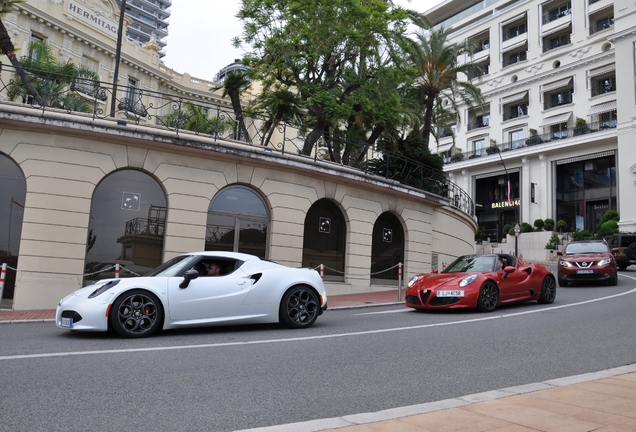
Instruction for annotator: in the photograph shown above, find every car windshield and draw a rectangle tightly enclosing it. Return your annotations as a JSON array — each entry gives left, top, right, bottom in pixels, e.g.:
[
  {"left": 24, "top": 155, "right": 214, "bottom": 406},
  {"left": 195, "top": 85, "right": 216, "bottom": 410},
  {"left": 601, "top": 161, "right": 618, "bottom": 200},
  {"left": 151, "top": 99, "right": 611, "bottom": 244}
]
[
  {"left": 144, "top": 255, "right": 195, "bottom": 277},
  {"left": 444, "top": 256, "right": 496, "bottom": 273},
  {"left": 564, "top": 242, "right": 609, "bottom": 254}
]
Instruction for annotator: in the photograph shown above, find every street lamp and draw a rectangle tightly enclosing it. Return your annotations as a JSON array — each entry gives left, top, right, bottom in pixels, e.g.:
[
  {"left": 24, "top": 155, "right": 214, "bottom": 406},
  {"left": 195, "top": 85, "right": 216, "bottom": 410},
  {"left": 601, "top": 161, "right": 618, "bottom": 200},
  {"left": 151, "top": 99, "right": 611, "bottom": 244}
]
[{"left": 110, "top": 0, "right": 127, "bottom": 117}]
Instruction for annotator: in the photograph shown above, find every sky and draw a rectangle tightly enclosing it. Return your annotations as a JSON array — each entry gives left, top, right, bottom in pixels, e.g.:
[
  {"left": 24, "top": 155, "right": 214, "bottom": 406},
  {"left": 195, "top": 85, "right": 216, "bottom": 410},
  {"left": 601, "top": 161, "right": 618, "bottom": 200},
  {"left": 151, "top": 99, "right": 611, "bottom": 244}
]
[{"left": 162, "top": 0, "right": 445, "bottom": 82}]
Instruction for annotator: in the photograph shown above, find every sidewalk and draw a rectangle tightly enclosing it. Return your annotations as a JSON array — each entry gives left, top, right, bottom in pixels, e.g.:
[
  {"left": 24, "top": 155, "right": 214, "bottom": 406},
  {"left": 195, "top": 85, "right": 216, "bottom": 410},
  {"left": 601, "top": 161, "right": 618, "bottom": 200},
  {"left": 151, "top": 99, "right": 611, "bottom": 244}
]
[
  {"left": 0, "top": 288, "right": 405, "bottom": 323},
  {"left": 3, "top": 290, "right": 636, "bottom": 432}
]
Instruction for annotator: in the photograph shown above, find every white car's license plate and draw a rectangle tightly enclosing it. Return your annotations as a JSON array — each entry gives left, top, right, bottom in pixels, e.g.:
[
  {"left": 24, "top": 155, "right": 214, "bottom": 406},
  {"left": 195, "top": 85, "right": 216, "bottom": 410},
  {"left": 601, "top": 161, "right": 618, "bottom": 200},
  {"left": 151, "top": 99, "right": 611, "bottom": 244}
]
[
  {"left": 576, "top": 270, "right": 594, "bottom": 274},
  {"left": 437, "top": 290, "right": 465, "bottom": 297},
  {"left": 61, "top": 317, "right": 73, "bottom": 328}
]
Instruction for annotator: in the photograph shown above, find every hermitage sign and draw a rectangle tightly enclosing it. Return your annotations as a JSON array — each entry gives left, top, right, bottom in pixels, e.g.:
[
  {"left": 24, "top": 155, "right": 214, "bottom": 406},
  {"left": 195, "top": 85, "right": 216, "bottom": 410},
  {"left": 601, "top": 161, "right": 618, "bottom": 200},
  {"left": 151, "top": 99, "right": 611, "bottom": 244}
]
[{"left": 67, "top": 0, "right": 119, "bottom": 38}]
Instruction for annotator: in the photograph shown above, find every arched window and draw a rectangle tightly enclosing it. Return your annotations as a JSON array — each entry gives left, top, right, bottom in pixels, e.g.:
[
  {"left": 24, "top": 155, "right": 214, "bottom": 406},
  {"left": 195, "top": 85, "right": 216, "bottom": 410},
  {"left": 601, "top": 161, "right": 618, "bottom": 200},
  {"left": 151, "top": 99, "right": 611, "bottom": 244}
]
[
  {"left": 371, "top": 212, "right": 404, "bottom": 281},
  {"left": 84, "top": 169, "right": 167, "bottom": 285},
  {"left": 206, "top": 185, "right": 269, "bottom": 258},
  {"left": 302, "top": 199, "right": 346, "bottom": 281},
  {"left": 0, "top": 154, "right": 26, "bottom": 304}
]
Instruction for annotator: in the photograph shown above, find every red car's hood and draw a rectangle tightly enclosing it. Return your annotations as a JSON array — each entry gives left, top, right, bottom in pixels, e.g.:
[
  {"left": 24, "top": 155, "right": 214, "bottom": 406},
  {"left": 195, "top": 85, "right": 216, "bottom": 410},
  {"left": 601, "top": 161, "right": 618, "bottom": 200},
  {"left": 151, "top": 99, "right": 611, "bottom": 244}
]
[
  {"left": 415, "top": 272, "right": 475, "bottom": 289},
  {"left": 561, "top": 253, "right": 608, "bottom": 260}
]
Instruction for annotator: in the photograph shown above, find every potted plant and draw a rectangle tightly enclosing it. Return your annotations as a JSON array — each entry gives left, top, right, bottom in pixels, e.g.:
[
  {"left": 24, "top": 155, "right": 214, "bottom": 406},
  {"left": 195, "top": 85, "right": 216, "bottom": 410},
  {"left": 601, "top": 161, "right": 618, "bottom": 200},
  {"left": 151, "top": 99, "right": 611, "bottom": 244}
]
[
  {"left": 574, "top": 117, "right": 589, "bottom": 136},
  {"left": 525, "top": 128, "right": 542, "bottom": 146},
  {"left": 451, "top": 149, "right": 464, "bottom": 162},
  {"left": 486, "top": 139, "right": 499, "bottom": 154}
]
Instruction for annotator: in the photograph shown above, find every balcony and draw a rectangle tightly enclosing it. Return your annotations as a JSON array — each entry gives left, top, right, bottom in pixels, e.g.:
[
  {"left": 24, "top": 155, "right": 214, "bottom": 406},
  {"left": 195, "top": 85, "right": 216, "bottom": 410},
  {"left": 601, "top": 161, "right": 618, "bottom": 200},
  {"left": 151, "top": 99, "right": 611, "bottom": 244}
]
[
  {"left": 543, "top": 92, "right": 573, "bottom": 110},
  {"left": 543, "top": 34, "right": 571, "bottom": 53},
  {"left": 591, "top": 78, "right": 616, "bottom": 97},
  {"left": 503, "top": 51, "right": 527, "bottom": 67},
  {"left": 503, "top": 104, "right": 528, "bottom": 121},
  {"left": 445, "top": 120, "right": 617, "bottom": 164},
  {"left": 467, "top": 117, "right": 490, "bottom": 131},
  {"left": 590, "top": 19, "right": 614, "bottom": 36}
]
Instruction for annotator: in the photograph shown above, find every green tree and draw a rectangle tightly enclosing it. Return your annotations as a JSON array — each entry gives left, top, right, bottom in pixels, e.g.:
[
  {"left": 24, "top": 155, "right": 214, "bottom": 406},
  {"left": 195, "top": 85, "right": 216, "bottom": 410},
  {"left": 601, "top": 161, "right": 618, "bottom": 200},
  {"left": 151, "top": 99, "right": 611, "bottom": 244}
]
[
  {"left": 7, "top": 40, "right": 98, "bottom": 112},
  {"left": 248, "top": 85, "right": 304, "bottom": 147},
  {"left": 406, "top": 26, "right": 484, "bottom": 148},
  {"left": 236, "top": 0, "right": 414, "bottom": 158},
  {"left": 162, "top": 101, "right": 235, "bottom": 136},
  {"left": 0, "top": 0, "right": 44, "bottom": 106},
  {"left": 214, "top": 70, "right": 252, "bottom": 143}
]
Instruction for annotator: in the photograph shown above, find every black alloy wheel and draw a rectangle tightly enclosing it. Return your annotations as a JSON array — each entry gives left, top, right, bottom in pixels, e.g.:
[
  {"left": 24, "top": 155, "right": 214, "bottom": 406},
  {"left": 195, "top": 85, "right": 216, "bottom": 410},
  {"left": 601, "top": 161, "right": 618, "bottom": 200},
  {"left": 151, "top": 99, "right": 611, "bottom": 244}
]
[
  {"left": 279, "top": 285, "right": 320, "bottom": 328},
  {"left": 477, "top": 281, "right": 499, "bottom": 312},
  {"left": 110, "top": 290, "right": 163, "bottom": 338},
  {"left": 538, "top": 275, "right": 556, "bottom": 304}
]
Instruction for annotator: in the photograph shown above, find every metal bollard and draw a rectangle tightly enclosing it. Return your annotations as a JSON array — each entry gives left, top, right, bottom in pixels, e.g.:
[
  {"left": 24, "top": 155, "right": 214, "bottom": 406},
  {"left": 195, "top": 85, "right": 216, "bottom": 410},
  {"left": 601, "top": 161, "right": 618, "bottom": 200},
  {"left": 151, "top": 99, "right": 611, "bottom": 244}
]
[
  {"left": 115, "top": 263, "right": 120, "bottom": 279},
  {"left": 0, "top": 263, "right": 6, "bottom": 307},
  {"left": 398, "top": 262, "right": 403, "bottom": 302},
  {"left": 319, "top": 264, "right": 324, "bottom": 280}
]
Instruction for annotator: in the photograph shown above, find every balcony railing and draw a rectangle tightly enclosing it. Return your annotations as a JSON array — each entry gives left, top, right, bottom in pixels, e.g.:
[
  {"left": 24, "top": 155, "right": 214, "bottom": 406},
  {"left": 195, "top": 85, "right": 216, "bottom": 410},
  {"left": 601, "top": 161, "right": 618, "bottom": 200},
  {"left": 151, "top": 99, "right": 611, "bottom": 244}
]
[
  {"left": 503, "top": 52, "right": 527, "bottom": 67},
  {"left": 502, "top": 27, "right": 527, "bottom": 42},
  {"left": 590, "top": 21, "right": 614, "bottom": 35},
  {"left": 591, "top": 79, "right": 616, "bottom": 96},
  {"left": 0, "top": 63, "right": 475, "bottom": 217},
  {"left": 467, "top": 118, "right": 490, "bottom": 131},
  {"left": 445, "top": 120, "right": 617, "bottom": 164},
  {"left": 543, "top": 92, "right": 573, "bottom": 109},
  {"left": 503, "top": 105, "right": 528, "bottom": 121},
  {"left": 543, "top": 35, "right": 571, "bottom": 53},
  {"left": 542, "top": 8, "right": 571, "bottom": 24}
]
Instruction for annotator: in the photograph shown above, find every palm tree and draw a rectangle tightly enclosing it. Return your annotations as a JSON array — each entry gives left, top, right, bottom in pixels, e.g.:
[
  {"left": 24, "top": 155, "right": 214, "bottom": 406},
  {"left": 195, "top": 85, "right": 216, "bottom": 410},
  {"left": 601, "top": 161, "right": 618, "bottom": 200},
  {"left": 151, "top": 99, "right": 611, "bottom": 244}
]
[
  {"left": 407, "top": 27, "right": 484, "bottom": 148},
  {"left": 0, "top": 0, "right": 44, "bottom": 105},
  {"left": 214, "top": 70, "right": 251, "bottom": 143},
  {"left": 7, "top": 40, "right": 99, "bottom": 112},
  {"left": 249, "top": 86, "right": 303, "bottom": 147},
  {"left": 162, "top": 100, "right": 235, "bottom": 136}
]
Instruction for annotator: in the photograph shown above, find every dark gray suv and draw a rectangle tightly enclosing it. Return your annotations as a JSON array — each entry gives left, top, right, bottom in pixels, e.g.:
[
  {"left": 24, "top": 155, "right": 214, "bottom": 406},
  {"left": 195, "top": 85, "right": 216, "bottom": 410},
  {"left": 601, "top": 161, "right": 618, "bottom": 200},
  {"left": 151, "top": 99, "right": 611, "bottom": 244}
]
[{"left": 604, "top": 234, "right": 636, "bottom": 270}]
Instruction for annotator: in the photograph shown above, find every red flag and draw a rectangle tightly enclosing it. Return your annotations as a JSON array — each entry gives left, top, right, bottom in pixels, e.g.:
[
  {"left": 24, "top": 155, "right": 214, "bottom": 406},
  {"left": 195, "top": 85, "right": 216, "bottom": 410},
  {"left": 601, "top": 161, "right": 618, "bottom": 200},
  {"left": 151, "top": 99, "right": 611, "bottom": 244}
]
[{"left": 507, "top": 180, "right": 513, "bottom": 205}]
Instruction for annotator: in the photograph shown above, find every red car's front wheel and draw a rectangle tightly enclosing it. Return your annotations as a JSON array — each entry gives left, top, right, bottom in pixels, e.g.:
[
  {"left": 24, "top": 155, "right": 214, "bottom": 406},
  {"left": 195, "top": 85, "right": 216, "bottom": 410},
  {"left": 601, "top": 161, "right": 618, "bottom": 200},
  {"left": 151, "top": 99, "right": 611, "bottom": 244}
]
[{"left": 477, "top": 281, "right": 499, "bottom": 312}]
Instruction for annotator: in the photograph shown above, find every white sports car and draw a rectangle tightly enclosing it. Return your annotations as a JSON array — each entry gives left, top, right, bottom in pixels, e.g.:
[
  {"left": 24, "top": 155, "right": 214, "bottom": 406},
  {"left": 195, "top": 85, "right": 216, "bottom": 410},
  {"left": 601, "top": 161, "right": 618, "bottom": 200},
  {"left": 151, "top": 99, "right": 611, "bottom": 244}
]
[{"left": 56, "top": 252, "right": 328, "bottom": 338}]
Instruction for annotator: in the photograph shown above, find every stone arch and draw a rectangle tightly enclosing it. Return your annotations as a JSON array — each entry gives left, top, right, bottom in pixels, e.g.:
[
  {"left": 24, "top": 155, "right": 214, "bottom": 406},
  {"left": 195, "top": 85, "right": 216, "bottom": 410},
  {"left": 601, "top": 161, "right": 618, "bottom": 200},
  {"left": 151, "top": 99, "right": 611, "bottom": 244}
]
[
  {"left": 371, "top": 212, "right": 405, "bottom": 281},
  {"left": 84, "top": 168, "right": 167, "bottom": 285},
  {"left": 302, "top": 198, "right": 347, "bottom": 281},
  {"left": 206, "top": 184, "right": 270, "bottom": 258},
  {"left": 0, "top": 153, "right": 26, "bottom": 304}
]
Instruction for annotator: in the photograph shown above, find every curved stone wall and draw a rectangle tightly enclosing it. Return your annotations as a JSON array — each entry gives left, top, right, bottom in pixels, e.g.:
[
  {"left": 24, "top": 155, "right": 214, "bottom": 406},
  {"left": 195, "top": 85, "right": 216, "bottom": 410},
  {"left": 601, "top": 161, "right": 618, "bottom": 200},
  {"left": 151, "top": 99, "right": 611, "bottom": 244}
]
[{"left": 0, "top": 106, "right": 476, "bottom": 309}]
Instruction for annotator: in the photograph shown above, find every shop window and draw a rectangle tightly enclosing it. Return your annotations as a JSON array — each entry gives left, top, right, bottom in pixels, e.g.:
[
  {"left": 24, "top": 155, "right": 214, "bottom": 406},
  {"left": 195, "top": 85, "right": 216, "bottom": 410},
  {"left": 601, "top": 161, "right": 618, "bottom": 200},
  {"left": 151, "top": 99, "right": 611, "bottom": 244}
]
[
  {"left": 371, "top": 212, "right": 404, "bottom": 281},
  {"left": 302, "top": 199, "right": 346, "bottom": 281}
]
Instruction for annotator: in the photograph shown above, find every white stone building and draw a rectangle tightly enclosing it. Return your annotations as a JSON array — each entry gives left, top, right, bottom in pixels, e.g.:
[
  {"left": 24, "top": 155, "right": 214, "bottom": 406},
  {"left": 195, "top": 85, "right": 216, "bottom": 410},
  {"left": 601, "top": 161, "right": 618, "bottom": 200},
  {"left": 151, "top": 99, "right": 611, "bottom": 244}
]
[{"left": 424, "top": 0, "right": 635, "bottom": 240}]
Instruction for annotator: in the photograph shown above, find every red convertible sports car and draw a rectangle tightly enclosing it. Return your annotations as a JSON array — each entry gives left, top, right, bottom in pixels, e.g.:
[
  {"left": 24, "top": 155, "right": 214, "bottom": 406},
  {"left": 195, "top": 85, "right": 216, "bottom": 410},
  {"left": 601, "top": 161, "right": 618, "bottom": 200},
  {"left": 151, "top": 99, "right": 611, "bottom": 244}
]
[{"left": 405, "top": 254, "right": 556, "bottom": 312}]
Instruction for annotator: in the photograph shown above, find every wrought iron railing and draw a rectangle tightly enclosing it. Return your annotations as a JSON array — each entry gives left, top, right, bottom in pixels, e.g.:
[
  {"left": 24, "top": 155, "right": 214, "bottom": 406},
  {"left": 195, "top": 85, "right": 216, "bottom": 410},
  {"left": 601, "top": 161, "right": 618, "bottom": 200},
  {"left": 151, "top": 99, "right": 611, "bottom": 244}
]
[
  {"left": 542, "top": 7, "right": 571, "bottom": 24},
  {"left": 590, "top": 21, "right": 614, "bottom": 35},
  {"left": 0, "top": 64, "right": 474, "bottom": 216}
]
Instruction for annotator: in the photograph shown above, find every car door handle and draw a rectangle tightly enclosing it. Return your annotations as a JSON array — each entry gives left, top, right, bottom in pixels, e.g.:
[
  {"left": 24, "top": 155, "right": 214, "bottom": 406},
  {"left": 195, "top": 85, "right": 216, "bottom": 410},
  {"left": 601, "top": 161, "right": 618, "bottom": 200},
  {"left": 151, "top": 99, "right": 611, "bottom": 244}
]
[{"left": 237, "top": 281, "right": 246, "bottom": 285}]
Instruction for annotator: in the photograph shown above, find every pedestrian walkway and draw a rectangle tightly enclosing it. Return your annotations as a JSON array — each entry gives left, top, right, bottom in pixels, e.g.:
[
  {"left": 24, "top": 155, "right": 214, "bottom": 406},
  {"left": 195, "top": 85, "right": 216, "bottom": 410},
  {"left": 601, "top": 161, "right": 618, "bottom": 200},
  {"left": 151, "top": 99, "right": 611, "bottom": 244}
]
[
  {"left": 0, "top": 288, "right": 404, "bottom": 323},
  {"left": 3, "top": 289, "right": 636, "bottom": 432}
]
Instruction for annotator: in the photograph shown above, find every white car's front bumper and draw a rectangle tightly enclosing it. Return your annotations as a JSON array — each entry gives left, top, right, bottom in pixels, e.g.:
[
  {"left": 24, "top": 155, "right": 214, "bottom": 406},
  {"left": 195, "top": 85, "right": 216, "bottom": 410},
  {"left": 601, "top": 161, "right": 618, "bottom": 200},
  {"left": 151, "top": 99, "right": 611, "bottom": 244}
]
[{"left": 55, "top": 291, "right": 115, "bottom": 332}]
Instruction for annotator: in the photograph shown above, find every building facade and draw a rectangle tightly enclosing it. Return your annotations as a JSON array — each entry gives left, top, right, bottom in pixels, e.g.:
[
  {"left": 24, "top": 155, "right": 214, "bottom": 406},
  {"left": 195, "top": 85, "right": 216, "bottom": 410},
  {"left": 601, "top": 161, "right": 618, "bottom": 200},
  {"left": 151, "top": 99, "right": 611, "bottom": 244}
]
[
  {"left": 116, "top": 0, "right": 170, "bottom": 57},
  {"left": 0, "top": 0, "right": 476, "bottom": 310},
  {"left": 424, "top": 0, "right": 636, "bottom": 241}
]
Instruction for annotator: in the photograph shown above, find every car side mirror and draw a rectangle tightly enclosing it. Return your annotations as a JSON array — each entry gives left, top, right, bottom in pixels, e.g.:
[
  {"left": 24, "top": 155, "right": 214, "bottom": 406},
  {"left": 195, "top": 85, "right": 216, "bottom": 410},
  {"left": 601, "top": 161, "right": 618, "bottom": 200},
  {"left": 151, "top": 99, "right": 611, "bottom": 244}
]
[
  {"left": 504, "top": 266, "right": 515, "bottom": 273},
  {"left": 556, "top": 250, "right": 563, "bottom": 256},
  {"left": 179, "top": 269, "right": 199, "bottom": 289}
]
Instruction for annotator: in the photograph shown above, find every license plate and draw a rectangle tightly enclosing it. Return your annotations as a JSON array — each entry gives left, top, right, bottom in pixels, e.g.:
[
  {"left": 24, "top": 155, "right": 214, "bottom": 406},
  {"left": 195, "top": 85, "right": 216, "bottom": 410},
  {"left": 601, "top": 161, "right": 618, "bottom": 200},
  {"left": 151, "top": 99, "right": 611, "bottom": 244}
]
[
  {"left": 576, "top": 270, "right": 594, "bottom": 274},
  {"left": 61, "top": 317, "right": 73, "bottom": 328},
  {"left": 437, "top": 290, "right": 465, "bottom": 297}
]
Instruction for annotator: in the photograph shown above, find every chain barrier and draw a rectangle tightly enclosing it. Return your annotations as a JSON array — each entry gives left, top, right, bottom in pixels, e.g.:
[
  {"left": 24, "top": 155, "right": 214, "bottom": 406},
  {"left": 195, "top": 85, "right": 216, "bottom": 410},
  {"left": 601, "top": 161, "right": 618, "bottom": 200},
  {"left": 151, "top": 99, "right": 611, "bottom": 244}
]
[
  {"left": 0, "top": 263, "right": 141, "bottom": 280},
  {"left": 315, "top": 262, "right": 402, "bottom": 278}
]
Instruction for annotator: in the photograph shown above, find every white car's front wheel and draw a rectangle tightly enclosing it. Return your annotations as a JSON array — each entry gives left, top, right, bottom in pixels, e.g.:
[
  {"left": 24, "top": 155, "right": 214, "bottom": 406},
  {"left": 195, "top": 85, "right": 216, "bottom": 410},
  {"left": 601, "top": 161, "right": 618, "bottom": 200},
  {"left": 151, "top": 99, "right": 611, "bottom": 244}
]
[
  {"left": 279, "top": 285, "right": 320, "bottom": 329},
  {"left": 110, "top": 290, "right": 163, "bottom": 338}
]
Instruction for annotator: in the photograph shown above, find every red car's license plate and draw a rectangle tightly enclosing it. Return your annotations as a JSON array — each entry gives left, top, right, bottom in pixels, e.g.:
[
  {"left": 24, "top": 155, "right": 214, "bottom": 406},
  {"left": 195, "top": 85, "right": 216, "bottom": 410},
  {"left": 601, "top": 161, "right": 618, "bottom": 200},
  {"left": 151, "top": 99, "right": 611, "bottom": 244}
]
[{"left": 576, "top": 269, "right": 594, "bottom": 274}]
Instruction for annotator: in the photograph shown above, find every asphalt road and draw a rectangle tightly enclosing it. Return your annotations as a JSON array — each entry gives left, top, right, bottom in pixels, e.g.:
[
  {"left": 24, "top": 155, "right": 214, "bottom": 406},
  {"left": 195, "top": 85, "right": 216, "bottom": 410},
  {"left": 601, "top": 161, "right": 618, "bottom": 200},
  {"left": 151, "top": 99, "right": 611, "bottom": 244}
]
[{"left": 2, "top": 267, "right": 636, "bottom": 431}]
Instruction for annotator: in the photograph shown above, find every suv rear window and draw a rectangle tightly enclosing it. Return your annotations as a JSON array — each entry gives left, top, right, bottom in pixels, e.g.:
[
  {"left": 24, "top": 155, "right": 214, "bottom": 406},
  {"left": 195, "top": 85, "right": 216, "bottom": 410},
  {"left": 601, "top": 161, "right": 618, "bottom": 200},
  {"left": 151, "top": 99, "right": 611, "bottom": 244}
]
[{"left": 620, "top": 236, "right": 636, "bottom": 247}]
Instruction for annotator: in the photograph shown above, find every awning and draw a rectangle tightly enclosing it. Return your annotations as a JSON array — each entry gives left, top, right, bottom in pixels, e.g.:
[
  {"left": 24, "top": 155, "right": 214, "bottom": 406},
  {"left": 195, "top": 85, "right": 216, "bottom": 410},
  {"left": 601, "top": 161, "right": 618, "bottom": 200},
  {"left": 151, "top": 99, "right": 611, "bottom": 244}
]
[
  {"left": 588, "top": 63, "right": 615, "bottom": 78},
  {"left": 501, "top": 39, "right": 527, "bottom": 54},
  {"left": 541, "top": 21, "right": 571, "bottom": 37},
  {"left": 435, "top": 141, "right": 454, "bottom": 153},
  {"left": 588, "top": 100, "right": 617, "bottom": 116},
  {"left": 500, "top": 11, "right": 527, "bottom": 27},
  {"left": 539, "top": 112, "right": 572, "bottom": 127},
  {"left": 541, "top": 77, "right": 572, "bottom": 93},
  {"left": 501, "top": 91, "right": 528, "bottom": 105}
]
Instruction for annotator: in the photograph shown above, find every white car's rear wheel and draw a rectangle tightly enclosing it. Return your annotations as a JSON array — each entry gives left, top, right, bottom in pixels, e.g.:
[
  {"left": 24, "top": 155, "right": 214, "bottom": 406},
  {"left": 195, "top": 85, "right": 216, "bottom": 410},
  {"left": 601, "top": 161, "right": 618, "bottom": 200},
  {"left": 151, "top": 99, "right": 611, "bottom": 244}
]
[
  {"left": 110, "top": 290, "right": 163, "bottom": 338},
  {"left": 279, "top": 285, "right": 319, "bottom": 328}
]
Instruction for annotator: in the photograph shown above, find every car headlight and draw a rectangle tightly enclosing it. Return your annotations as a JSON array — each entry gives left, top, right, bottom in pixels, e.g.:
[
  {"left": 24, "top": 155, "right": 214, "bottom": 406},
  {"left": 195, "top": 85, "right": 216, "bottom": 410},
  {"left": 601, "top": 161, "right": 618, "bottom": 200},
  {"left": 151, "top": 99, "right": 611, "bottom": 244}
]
[
  {"left": 559, "top": 260, "right": 573, "bottom": 267},
  {"left": 407, "top": 275, "right": 423, "bottom": 288},
  {"left": 459, "top": 274, "right": 478, "bottom": 287},
  {"left": 597, "top": 258, "right": 612, "bottom": 266},
  {"left": 88, "top": 280, "right": 121, "bottom": 299}
]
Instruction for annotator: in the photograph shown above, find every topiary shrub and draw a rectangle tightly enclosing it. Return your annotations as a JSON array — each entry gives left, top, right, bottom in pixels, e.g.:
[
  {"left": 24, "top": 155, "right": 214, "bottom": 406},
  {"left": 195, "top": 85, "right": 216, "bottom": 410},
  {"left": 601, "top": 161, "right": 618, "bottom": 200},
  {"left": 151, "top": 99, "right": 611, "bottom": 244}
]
[
  {"left": 557, "top": 219, "right": 568, "bottom": 232},
  {"left": 545, "top": 233, "right": 560, "bottom": 249},
  {"left": 597, "top": 220, "right": 619, "bottom": 237},
  {"left": 572, "top": 230, "right": 595, "bottom": 241},
  {"left": 521, "top": 222, "right": 534, "bottom": 233},
  {"left": 544, "top": 218, "right": 555, "bottom": 231},
  {"left": 533, "top": 219, "right": 545, "bottom": 231},
  {"left": 503, "top": 224, "right": 512, "bottom": 234}
]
